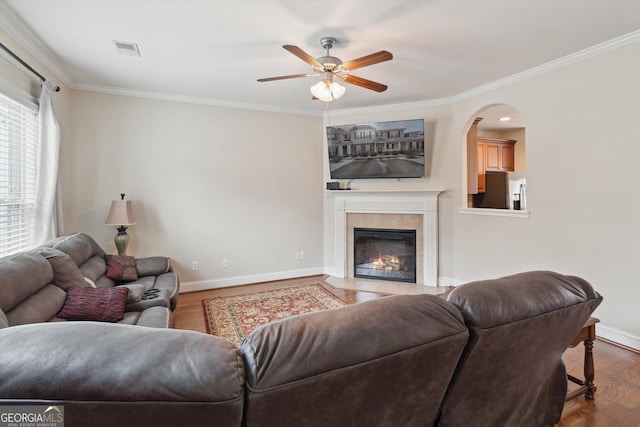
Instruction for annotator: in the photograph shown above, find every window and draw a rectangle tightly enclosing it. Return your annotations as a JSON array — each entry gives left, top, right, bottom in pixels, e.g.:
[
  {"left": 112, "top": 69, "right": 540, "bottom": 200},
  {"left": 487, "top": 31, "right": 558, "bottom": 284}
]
[{"left": 0, "top": 91, "right": 38, "bottom": 257}]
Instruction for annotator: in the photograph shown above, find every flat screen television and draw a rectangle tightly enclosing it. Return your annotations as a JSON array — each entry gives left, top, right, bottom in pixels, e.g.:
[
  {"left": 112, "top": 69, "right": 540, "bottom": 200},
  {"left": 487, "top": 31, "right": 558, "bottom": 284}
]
[{"left": 327, "top": 119, "right": 425, "bottom": 179}]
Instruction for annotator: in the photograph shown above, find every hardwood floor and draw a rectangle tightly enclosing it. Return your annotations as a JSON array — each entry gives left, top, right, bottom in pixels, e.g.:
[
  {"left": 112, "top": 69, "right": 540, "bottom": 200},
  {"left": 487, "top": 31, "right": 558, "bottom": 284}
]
[
  {"left": 173, "top": 275, "right": 640, "bottom": 426},
  {"left": 561, "top": 340, "right": 640, "bottom": 426}
]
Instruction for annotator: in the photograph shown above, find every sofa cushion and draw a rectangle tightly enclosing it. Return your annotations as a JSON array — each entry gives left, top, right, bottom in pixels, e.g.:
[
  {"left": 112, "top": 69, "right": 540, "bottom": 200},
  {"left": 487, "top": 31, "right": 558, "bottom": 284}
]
[
  {"left": 5, "top": 284, "right": 67, "bottom": 326},
  {"left": 135, "top": 305, "right": 174, "bottom": 328},
  {"left": 116, "top": 311, "right": 142, "bottom": 325},
  {"left": 57, "top": 287, "right": 129, "bottom": 322},
  {"left": 0, "top": 252, "right": 54, "bottom": 313},
  {"left": 121, "top": 283, "right": 147, "bottom": 303},
  {"left": 44, "top": 232, "right": 106, "bottom": 268},
  {"left": 36, "top": 248, "right": 90, "bottom": 290},
  {"left": 79, "top": 255, "right": 108, "bottom": 282},
  {"left": 136, "top": 256, "right": 171, "bottom": 277},
  {"left": 106, "top": 255, "right": 138, "bottom": 282}
]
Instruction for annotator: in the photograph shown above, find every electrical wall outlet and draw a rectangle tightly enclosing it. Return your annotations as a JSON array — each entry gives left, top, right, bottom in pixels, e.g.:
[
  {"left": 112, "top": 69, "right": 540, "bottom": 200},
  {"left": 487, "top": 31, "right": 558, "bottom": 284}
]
[
  {"left": 295, "top": 251, "right": 301, "bottom": 260},
  {"left": 192, "top": 261, "right": 199, "bottom": 271},
  {"left": 300, "top": 251, "right": 306, "bottom": 260},
  {"left": 222, "top": 258, "right": 229, "bottom": 268}
]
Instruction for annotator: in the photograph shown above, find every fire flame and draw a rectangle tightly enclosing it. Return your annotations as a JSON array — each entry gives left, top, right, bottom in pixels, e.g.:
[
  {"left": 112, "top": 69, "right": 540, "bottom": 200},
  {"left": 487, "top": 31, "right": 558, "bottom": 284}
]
[{"left": 371, "top": 253, "right": 401, "bottom": 271}]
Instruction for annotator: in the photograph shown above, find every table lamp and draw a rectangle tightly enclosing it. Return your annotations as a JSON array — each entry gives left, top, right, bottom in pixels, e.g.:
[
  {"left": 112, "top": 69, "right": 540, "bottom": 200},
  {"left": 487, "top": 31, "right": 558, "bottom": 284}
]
[{"left": 105, "top": 193, "right": 136, "bottom": 255}]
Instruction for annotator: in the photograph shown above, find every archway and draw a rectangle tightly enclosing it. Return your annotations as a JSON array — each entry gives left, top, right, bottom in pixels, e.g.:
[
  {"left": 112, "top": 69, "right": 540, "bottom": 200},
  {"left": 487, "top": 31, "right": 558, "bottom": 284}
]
[{"left": 465, "top": 104, "right": 526, "bottom": 210}]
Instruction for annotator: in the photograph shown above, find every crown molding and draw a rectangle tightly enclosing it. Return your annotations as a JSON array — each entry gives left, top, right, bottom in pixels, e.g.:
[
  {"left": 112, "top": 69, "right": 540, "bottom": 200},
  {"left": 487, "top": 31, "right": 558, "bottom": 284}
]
[
  {"left": 0, "top": 3, "right": 74, "bottom": 88},
  {"left": 450, "top": 29, "right": 640, "bottom": 103},
  {"left": 73, "top": 82, "right": 321, "bottom": 116},
  {"left": 326, "top": 97, "right": 452, "bottom": 117}
]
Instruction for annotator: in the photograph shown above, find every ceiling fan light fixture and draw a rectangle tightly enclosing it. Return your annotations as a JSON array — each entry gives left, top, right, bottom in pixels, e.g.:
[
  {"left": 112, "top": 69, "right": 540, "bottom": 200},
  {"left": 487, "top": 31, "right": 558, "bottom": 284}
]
[
  {"left": 310, "top": 79, "right": 345, "bottom": 102},
  {"left": 330, "top": 81, "right": 346, "bottom": 98},
  {"left": 259, "top": 37, "right": 391, "bottom": 101}
]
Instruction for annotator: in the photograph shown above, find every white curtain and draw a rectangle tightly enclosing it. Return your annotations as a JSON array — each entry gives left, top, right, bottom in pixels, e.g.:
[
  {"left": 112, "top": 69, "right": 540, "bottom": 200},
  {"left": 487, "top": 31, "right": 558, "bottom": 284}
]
[{"left": 31, "top": 80, "right": 60, "bottom": 245}]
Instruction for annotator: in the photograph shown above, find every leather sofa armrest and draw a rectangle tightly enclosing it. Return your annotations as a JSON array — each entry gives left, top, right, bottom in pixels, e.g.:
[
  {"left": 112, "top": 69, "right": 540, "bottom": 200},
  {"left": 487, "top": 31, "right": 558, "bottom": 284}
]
[
  {"left": 0, "top": 322, "right": 245, "bottom": 402},
  {"left": 125, "top": 289, "right": 171, "bottom": 312},
  {"left": 135, "top": 256, "right": 171, "bottom": 276}
]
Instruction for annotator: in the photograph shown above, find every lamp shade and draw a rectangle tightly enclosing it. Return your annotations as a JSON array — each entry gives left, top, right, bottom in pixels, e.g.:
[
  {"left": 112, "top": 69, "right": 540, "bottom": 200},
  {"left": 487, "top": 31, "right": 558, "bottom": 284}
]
[
  {"left": 310, "top": 79, "right": 345, "bottom": 102},
  {"left": 105, "top": 200, "right": 136, "bottom": 226}
]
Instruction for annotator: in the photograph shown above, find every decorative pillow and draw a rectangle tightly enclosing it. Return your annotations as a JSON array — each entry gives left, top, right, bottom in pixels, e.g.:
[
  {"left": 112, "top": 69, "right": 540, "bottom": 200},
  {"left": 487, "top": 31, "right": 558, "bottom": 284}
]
[
  {"left": 37, "top": 248, "right": 89, "bottom": 290},
  {"left": 105, "top": 255, "right": 138, "bottom": 282},
  {"left": 57, "top": 287, "right": 128, "bottom": 322}
]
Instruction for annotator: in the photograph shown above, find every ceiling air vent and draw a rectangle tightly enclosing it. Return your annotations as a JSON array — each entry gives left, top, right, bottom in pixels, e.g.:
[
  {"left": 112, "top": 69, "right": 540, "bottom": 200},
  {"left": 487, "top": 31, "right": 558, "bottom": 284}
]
[{"left": 113, "top": 40, "right": 141, "bottom": 57}]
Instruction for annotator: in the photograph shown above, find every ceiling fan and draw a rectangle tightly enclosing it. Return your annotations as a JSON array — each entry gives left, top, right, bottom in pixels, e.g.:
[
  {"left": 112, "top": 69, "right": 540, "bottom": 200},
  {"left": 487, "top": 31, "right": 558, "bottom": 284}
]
[{"left": 257, "top": 37, "right": 393, "bottom": 102}]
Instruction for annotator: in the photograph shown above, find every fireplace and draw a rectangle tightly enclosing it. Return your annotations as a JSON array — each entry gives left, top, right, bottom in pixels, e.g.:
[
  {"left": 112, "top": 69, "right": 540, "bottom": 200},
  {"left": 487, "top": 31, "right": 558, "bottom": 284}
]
[
  {"left": 330, "top": 189, "right": 443, "bottom": 286},
  {"left": 354, "top": 228, "right": 417, "bottom": 283}
]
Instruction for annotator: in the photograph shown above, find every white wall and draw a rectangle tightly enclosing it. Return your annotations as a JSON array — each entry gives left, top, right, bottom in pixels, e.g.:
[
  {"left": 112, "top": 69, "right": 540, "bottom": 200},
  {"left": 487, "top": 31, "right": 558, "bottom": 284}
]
[
  {"left": 323, "top": 40, "right": 640, "bottom": 349},
  {"left": 65, "top": 91, "right": 325, "bottom": 290}
]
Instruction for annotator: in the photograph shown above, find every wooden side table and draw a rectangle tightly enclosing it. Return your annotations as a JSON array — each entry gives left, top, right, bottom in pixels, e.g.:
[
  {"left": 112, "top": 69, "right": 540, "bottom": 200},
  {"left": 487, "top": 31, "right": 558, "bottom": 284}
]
[{"left": 565, "top": 316, "right": 599, "bottom": 401}]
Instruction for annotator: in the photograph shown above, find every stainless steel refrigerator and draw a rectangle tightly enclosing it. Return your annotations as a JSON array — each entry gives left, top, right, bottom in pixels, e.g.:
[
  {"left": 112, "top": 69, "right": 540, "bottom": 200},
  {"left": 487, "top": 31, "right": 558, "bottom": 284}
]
[{"left": 473, "top": 171, "right": 526, "bottom": 210}]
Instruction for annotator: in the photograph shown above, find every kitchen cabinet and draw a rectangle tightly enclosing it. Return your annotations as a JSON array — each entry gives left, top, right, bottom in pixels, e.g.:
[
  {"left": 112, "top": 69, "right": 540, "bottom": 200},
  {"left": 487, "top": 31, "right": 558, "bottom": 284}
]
[
  {"left": 477, "top": 140, "right": 486, "bottom": 193},
  {"left": 473, "top": 137, "right": 516, "bottom": 194},
  {"left": 481, "top": 138, "right": 515, "bottom": 172}
]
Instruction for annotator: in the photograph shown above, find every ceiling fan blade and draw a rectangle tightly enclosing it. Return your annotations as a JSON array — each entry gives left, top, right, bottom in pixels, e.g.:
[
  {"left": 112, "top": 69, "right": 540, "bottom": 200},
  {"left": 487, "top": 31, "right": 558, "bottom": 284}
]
[
  {"left": 342, "top": 51, "right": 393, "bottom": 71},
  {"left": 340, "top": 75, "right": 388, "bottom": 92},
  {"left": 257, "top": 74, "right": 313, "bottom": 82},
  {"left": 283, "top": 45, "right": 322, "bottom": 67}
]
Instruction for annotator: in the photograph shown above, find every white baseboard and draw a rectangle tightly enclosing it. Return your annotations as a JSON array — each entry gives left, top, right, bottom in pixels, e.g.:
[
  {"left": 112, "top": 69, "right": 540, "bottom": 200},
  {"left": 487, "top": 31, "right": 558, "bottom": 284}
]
[
  {"left": 596, "top": 324, "right": 640, "bottom": 352},
  {"left": 179, "top": 267, "right": 326, "bottom": 293},
  {"left": 323, "top": 266, "right": 336, "bottom": 277}
]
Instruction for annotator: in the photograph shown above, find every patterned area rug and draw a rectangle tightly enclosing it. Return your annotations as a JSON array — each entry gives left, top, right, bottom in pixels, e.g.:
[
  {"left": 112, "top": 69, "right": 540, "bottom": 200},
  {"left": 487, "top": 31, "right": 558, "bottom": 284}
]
[{"left": 202, "top": 283, "right": 346, "bottom": 346}]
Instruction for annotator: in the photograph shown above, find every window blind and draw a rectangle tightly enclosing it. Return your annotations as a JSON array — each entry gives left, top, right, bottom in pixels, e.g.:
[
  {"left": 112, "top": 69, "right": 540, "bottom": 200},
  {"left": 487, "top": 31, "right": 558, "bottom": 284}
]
[{"left": 0, "top": 91, "right": 38, "bottom": 257}]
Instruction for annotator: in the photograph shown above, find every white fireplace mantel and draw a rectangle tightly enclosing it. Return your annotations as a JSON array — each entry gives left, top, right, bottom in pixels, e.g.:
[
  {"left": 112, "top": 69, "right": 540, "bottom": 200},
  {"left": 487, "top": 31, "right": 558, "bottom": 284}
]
[{"left": 329, "top": 189, "right": 444, "bottom": 286}]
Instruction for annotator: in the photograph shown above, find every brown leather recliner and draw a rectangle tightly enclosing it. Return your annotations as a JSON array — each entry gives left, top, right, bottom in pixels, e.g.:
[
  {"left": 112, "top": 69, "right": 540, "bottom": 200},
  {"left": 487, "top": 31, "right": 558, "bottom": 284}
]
[
  {"left": 438, "top": 271, "right": 603, "bottom": 427},
  {"left": 240, "top": 294, "right": 469, "bottom": 427}
]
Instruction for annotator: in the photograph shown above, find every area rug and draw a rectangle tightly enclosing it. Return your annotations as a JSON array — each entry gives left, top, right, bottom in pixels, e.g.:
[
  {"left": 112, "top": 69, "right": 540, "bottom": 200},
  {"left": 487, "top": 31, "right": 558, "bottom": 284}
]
[{"left": 202, "top": 283, "right": 346, "bottom": 346}]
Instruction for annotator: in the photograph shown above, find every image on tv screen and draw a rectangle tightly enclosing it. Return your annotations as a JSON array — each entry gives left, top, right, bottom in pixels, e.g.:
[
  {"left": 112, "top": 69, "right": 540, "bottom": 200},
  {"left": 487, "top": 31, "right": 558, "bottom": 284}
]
[{"left": 327, "top": 119, "right": 425, "bottom": 179}]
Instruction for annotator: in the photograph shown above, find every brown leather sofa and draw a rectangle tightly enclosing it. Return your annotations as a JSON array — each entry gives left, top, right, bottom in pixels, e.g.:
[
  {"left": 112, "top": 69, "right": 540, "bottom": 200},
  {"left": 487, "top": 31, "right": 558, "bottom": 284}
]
[{"left": 0, "top": 271, "right": 601, "bottom": 427}]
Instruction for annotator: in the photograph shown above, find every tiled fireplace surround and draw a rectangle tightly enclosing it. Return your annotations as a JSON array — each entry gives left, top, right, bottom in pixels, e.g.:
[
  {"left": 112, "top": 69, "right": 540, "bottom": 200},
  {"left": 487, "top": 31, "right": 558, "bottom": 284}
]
[{"left": 329, "top": 190, "right": 443, "bottom": 288}]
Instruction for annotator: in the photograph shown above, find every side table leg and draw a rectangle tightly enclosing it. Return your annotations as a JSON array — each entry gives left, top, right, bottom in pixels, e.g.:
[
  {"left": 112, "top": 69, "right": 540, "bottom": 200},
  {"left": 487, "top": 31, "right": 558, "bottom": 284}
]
[{"left": 583, "top": 338, "right": 596, "bottom": 399}]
